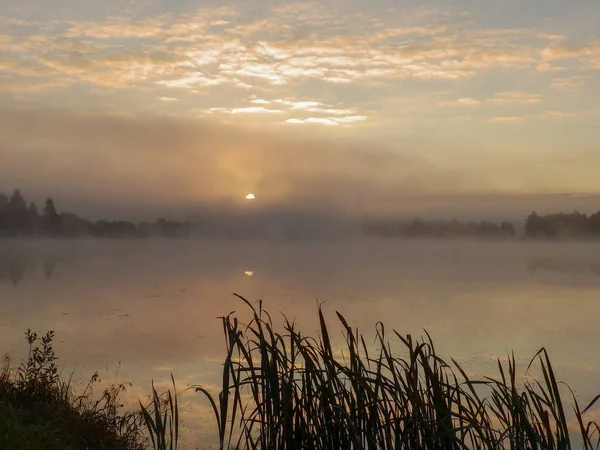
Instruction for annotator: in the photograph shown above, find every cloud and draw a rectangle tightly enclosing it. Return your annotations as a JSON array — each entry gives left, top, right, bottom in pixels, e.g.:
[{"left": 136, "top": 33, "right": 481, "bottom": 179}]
[
  {"left": 3, "top": 3, "right": 587, "bottom": 99},
  {"left": 230, "top": 107, "right": 284, "bottom": 114},
  {"left": 536, "top": 62, "right": 566, "bottom": 72},
  {"left": 286, "top": 117, "right": 341, "bottom": 126},
  {"left": 541, "top": 44, "right": 585, "bottom": 61},
  {"left": 439, "top": 97, "right": 482, "bottom": 107},
  {"left": 550, "top": 76, "right": 584, "bottom": 90},
  {"left": 490, "top": 92, "right": 542, "bottom": 104},
  {"left": 439, "top": 92, "right": 541, "bottom": 107},
  {"left": 488, "top": 116, "right": 523, "bottom": 123},
  {"left": 198, "top": 97, "right": 367, "bottom": 126},
  {"left": 554, "top": 109, "right": 600, "bottom": 118},
  {"left": 541, "top": 38, "right": 600, "bottom": 69},
  {"left": 274, "top": 99, "right": 359, "bottom": 116},
  {"left": 36, "top": 50, "right": 190, "bottom": 88},
  {"left": 485, "top": 109, "right": 600, "bottom": 123},
  {"left": 0, "top": 2, "right": 597, "bottom": 142},
  {"left": 0, "top": 74, "right": 71, "bottom": 92},
  {"left": 285, "top": 116, "right": 369, "bottom": 126}
]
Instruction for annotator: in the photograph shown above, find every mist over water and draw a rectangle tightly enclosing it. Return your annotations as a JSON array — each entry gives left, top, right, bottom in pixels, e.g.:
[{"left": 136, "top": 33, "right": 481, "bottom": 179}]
[{"left": 2, "top": 238, "right": 600, "bottom": 446}]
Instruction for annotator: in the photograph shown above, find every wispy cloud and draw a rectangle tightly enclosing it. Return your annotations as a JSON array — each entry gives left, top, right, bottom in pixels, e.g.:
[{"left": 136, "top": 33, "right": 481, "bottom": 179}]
[
  {"left": 487, "top": 109, "right": 600, "bottom": 123},
  {"left": 231, "top": 107, "right": 284, "bottom": 115},
  {"left": 488, "top": 116, "right": 523, "bottom": 123},
  {"left": 3, "top": 3, "right": 592, "bottom": 97},
  {"left": 0, "top": 0, "right": 597, "bottom": 143},
  {"left": 541, "top": 37, "right": 600, "bottom": 69},
  {"left": 198, "top": 96, "right": 366, "bottom": 125},
  {"left": 490, "top": 92, "right": 542, "bottom": 105},
  {"left": 286, "top": 116, "right": 367, "bottom": 127},
  {"left": 550, "top": 76, "right": 584, "bottom": 90},
  {"left": 439, "top": 97, "right": 482, "bottom": 107},
  {"left": 439, "top": 92, "right": 542, "bottom": 107}
]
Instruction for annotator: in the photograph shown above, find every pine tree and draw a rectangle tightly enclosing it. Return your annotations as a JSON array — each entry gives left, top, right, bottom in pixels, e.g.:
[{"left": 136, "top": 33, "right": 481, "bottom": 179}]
[
  {"left": 7, "top": 189, "right": 28, "bottom": 235},
  {"left": 42, "top": 197, "right": 61, "bottom": 236}
]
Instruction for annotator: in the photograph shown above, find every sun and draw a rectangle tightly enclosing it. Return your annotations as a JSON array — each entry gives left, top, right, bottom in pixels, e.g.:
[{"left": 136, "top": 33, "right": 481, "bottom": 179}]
[{"left": 245, "top": 193, "right": 256, "bottom": 200}]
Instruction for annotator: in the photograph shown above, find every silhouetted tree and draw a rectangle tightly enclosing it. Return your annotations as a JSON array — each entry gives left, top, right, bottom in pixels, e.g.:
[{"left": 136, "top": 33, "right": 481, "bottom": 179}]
[
  {"left": 90, "top": 220, "right": 110, "bottom": 238},
  {"left": 114, "top": 221, "right": 137, "bottom": 238},
  {"left": 500, "top": 221, "right": 516, "bottom": 237},
  {"left": 5, "top": 189, "right": 29, "bottom": 236},
  {"left": 42, "top": 198, "right": 61, "bottom": 236},
  {"left": 524, "top": 210, "right": 595, "bottom": 240},
  {"left": 589, "top": 211, "right": 600, "bottom": 237},
  {"left": 525, "top": 211, "right": 540, "bottom": 238},
  {"left": 0, "top": 192, "right": 9, "bottom": 235},
  {"left": 364, "top": 217, "right": 515, "bottom": 240},
  {"left": 90, "top": 220, "right": 138, "bottom": 238},
  {"left": 155, "top": 217, "right": 191, "bottom": 238},
  {"left": 9, "top": 189, "right": 26, "bottom": 211},
  {"left": 26, "top": 202, "right": 40, "bottom": 235},
  {"left": 0, "top": 188, "right": 201, "bottom": 239},
  {"left": 61, "top": 212, "right": 92, "bottom": 237}
]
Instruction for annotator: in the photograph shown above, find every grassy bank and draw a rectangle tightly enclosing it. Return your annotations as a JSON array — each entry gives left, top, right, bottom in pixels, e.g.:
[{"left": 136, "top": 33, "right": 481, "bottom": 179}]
[
  {"left": 0, "top": 330, "right": 144, "bottom": 450},
  {"left": 3, "top": 295, "right": 600, "bottom": 449}
]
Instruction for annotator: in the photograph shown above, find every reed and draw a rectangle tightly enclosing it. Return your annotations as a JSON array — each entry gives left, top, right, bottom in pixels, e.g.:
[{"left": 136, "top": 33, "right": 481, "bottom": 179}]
[
  {"left": 175, "top": 294, "right": 600, "bottom": 449},
  {"left": 140, "top": 374, "right": 179, "bottom": 450}
]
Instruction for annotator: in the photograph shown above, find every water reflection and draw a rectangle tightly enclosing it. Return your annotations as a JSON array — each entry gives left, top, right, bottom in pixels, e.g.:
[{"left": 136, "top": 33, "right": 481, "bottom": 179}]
[
  {"left": 2, "top": 240, "right": 600, "bottom": 446},
  {"left": 527, "top": 257, "right": 600, "bottom": 276},
  {"left": 5, "top": 240, "right": 600, "bottom": 286},
  {"left": 0, "top": 254, "right": 59, "bottom": 285}
]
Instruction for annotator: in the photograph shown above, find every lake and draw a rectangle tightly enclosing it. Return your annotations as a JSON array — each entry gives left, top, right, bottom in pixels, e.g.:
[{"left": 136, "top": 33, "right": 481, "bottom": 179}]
[{"left": 2, "top": 238, "right": 600, "bottom": 447}]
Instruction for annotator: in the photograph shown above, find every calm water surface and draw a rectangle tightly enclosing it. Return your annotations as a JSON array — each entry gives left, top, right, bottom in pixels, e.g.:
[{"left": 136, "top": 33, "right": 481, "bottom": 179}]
[{"left": 2, "top": 239, "right": 600, "bottom": 447}]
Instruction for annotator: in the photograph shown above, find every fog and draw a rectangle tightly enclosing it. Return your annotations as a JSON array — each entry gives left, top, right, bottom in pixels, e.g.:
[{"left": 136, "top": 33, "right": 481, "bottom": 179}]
[
  {"left": 4, "top": 238, "right": 600, "bottom": 373},
  {"left": 2, "top": 108, "right": 600, "bottom": 229}
]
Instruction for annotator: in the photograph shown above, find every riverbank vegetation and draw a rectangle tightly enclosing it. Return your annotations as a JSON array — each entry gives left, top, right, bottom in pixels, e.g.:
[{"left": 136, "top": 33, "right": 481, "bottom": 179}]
[
  {"left": 3, "top": 296, "right": 600, "bottom": 449},
  {"left": 0, "top": 330, "right": 144, "bottom": 450}
]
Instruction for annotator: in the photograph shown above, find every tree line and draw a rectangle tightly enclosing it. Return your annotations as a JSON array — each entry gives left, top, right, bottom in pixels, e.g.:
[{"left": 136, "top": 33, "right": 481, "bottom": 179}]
[
  {"left": 365, "top": 210, "right": 600, "bottom": 240},
  {"left": 0, "top": 189, "right": 190, "bottom": 238},
  {"left": 362, "top": 217, "right": 516, "bottom": 239},
  {"left": 524, "top": 211, "right": 600, "bottom": 240}
]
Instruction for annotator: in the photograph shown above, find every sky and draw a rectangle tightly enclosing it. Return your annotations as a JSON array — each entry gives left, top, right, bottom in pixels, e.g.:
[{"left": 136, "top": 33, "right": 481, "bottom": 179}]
[{"left": 0, "top": 0, "right": 599, "bottom": 220}]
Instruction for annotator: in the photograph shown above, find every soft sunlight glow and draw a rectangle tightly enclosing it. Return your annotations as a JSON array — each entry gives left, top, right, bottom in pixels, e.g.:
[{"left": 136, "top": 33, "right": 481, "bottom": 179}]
[
  {"left": 245, "top": 271, "right": 254, "bottom": 277},
  {"left": 246, "top": 193, "right": 256, "bottom": 200}
]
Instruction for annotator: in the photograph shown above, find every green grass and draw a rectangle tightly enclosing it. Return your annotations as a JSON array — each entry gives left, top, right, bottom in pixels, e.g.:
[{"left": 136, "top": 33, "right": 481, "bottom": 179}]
[{"left": 0, "top": 330, "right": 145, "bottom": 450}]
